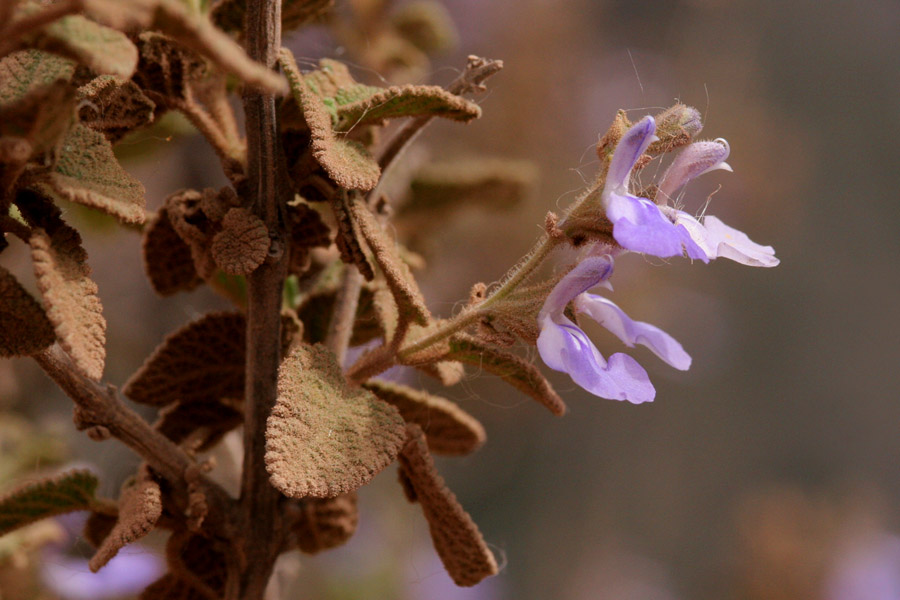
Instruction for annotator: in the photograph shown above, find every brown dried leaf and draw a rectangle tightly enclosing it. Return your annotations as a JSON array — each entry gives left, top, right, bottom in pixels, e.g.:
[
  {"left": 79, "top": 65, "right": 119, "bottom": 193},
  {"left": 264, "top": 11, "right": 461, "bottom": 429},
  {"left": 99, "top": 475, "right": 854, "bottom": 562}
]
[
  {"left": 279, "top": 49, "right": 380, "bottom": 191},
  {"left": 155, "top": 399, "right": 242, "bottom": 451},
  {"left": 77, "top": 75, "right": 156, "bottom": 143},
  {"left": 399, "top": 425, "right": 497, "bottom": 586},
  {"left": 20, "top": 9, "right": 139, "bottom": 78},
  {"left": 363, "top": 380, "right": 485, "bottom": 456},
  {"left": 447, "top": 334, "right": 566, "bottom": 416},
  {"left": 83, "top": 0, "right": 286, "bottom": 94},
  {"left": 266, "top": 343, "right": 407, "bottom": 498},
  {"left": 124, "top": 311, "right": 298, "bottom": 406},
  {"left": 124, "top": 311, "right": 246, "bottom": 406},
  {"left": 330, "top": 193, "right": 374, "bottom": 281},
  {"left": 29, "top": 124, "right": 146, "bottom": 224},
  {"left": 346, "top": 192, "right": 429, "bottom": 326},
  {"left": 210, "top": 207, "right": 269, "bottom": 276},
  {"left": 334, "top": 84, "right": 480, "bottom": 132},
  {"left": 29, "top": 224, "right": 106, "bottom": 381},
  {"left": 89, "top": 468, "right": 162, "bottom": 572},
  {"left": 293, "top": 492, "right": 359, "bottom": 554},
  {"left": 142, "top": 207, "right": 203, "bottom": 296},
  {"left": 133, "top": 32, "right": 206, "bottom": 108},
  {"left": 0, "top": 265, "right": 55, "bottom": 357},
  {"left": 287, "top": 202, "right": 331, "bottom": 276}
]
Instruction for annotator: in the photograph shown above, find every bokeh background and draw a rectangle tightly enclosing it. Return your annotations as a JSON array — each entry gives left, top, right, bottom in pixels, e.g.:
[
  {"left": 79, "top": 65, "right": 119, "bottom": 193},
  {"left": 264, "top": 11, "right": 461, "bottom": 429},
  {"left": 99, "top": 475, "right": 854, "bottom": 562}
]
[{"left": 2, "top": 0, "right": 899, "bottom": 599}]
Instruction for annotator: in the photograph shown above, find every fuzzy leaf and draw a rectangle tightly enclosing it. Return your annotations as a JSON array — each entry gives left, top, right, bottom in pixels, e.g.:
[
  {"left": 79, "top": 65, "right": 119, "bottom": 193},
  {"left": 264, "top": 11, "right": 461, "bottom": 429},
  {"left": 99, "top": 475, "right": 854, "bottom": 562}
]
[
  {"left": 124, "top": 311, "right": 246, "bottom": 406},
  {"left": 266, "top": 343, "right": 407, "bottom": 498},
  {"left": 293, "top": 492, "right": 359, "bottom": 554},
  {"left": 29, "top": 224, "right": 106, "bottom": 381},
  {"left": 0, "top": 50, "right": 74, "bottom": 106},
  {"left": 0, "top": 80, "right": 76, "bottom": 156},
  {"left": 447, "top": 334, "right": 566, "bottom": 416},
  {"left": 210, "top": 208, "right": 270, "bottom": 276},
  {"left": 142, "top": 207, "right": 203, "bottom": 296},
  {"left": 286, "top": 201, "right": 331, "bottom": 276},
  {"left": 398, "top": 425, "right": 497, "bottom": 586},
  {"left": 330, "top": 191, "right": 374, "bottom": 279},
  {"left": 0, "top": 265, "right": 56, "bottom": 357},
  {"left": 30, "top": 124, "right": 146, "bottom": 224},
  {"left": 22, "top": 10, "right": 139, "bottom": 78},
  {"left": 346, "top": 192, "right": 430, "bottom": 326},
  {"left": 403, "top": 158, "right": 537, "bottom": 214},
  {"left": 0, "top": 469, "right": 99, "bottom": 536},
  {"left": 77, "top": 76, "right": 156, "bottom": 143},
  {"left": 364, "top": 380, "right": 485, "bottom": 455},
  {"left": 155, "top": 400, "right": 243, "bottom": 451},
  {"left": 140, "top": 574, "right": 205, "bottom": 600},
  {"left": 279, "top": 49, "right": 380, "bottom": 191},
  {"left": 89, "top": 469, "right": 162, "bottom": 572},
  {"left": 334, "top": 84, "right": 480, "bottom": 132},
  {"left": 418, "top": 359, "right": 465, "bottom": 386},
  {"left": 0, "top": 50, "right": 76, "bottom": 156},
  {"left": 83, "top": 0, "right": 286, "bottom": 94}
]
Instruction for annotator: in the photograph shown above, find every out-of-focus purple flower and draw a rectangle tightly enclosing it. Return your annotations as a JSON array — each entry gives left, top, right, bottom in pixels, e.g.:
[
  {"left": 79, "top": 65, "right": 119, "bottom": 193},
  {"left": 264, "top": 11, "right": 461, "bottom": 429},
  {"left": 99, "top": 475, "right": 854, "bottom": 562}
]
[
  {"left": 40, "top": 512, "right": 164, "bottom": 600},
  {"left": 825, "top": 533, "right": 900, "bottom": 600},
  {"left": 602, "top": 116, "right": 706, "bottom": 260},
  {"left": 658, "top": 139, "right": 779, "bottom": 267},
  {"left": 536, "top": 255, "right": 689, "bottom": 403}
]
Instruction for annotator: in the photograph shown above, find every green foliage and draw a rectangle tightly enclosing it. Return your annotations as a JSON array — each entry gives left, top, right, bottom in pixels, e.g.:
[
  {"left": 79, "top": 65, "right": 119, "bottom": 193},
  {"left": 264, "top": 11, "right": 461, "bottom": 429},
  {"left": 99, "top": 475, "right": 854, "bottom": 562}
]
[
  {"left": 0, "top": 470, "right": 100, "bottom": 537},
  {"left": 30, "top": 124, "right": 146, "bottom": 224}
]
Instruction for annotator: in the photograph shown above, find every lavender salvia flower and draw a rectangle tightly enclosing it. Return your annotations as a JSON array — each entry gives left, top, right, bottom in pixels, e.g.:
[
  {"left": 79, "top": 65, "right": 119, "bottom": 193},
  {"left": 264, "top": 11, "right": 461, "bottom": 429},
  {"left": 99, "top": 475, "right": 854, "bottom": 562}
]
[
  {"left": 602, "top": 116, "right": 707, "bottom": 260},
  {"left": 657, "top": 139, "right": 779, "bottom": 267},
  {"left": 536, "top": 255, "right": 690, "bottom": 403}
]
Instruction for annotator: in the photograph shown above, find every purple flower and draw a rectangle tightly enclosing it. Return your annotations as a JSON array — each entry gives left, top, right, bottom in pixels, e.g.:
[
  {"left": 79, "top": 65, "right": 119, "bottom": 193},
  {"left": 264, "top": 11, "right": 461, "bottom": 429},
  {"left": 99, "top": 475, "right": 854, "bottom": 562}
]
[
  {"left": 536, "top": 256, "right": 690, "bottom": 403},
  {"left": 602, "top": 116, "right": 706, "bottom": 260},
  {"left": 658, "top": 139, "right": 779, "bottom": 267}
]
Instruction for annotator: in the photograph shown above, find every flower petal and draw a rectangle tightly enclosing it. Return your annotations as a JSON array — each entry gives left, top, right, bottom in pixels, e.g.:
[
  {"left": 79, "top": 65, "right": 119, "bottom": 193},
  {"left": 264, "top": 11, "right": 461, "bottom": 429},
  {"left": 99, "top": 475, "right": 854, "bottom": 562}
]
[
  {"left": 702, "top": 215, "right": 779, "bottom": 267},
  {"left": 658, "top": 139, "right": 732, "bottom": 201},
  {"left": 575, "top": 294, "right": 691, "bottom": 370},
  {"left": 606, "top": 192, "right": 707, "bottom": 260},
  {"left": 41, "top": 545, "right": 164, "bottom": 600},
  {"left": 606, "top": 116, "right": 657, "bottom": 191},
  {"left": 539, "top": 255, "right": 614, "bottom": 321},
  {"left": 537, "top": 315, "right": 655, "bottom": 403}
]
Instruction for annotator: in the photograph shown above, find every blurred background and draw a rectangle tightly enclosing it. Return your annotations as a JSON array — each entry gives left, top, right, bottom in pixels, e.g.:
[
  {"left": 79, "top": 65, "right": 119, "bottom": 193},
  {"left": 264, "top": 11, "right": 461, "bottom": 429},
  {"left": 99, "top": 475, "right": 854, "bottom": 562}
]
[{"left": 2, "top": 0, "right": 899, "bottom": 598}]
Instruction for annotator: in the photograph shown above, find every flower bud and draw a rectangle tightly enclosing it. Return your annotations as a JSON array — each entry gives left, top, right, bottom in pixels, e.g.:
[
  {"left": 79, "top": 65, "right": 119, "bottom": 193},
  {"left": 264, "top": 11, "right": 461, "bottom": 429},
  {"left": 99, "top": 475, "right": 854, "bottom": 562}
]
[{"left": 648, "top": 104, "right": 704, "bottom": 153}]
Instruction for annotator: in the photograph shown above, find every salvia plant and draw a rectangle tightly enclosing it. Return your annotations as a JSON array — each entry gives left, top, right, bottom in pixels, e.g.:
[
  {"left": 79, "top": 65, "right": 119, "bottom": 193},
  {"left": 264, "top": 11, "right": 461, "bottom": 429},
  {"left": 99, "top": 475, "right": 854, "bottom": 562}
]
[{"left": 0, "top": 0, "right": 778, "bottom": 597}]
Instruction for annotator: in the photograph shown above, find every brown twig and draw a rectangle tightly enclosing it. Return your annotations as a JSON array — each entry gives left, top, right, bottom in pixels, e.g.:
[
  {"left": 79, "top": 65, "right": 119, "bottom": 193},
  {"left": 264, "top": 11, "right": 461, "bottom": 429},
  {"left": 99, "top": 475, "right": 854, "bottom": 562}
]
[
  {"left": 324, "top": 263, "right": 363, "bottom": 364},
  {"left": 174, "top": 89, "right": 246, "bottom": 181},
  {"left": 32, "top": 345, "right": 236, "bottom": 539},
  {"left": 375, "top": 56, "right": 503, "bottom": 174},
  {"left": 235, "top": 0, "right": 291, "bottom": 597}
]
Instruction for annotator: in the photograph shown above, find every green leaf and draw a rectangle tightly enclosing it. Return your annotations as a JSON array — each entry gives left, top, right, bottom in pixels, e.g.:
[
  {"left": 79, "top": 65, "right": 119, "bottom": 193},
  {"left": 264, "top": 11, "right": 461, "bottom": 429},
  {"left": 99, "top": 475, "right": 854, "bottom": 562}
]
[
  {"left": 446, "top": 334, "right": 567, "bottom": 416},
  {"left": 23, "top": 11, "right": 139, "bottom": 78},
  {"left": 334, "top": 84, "right": 481, "bottom": 132},
  {"left": 266, "top": 344, "right": 407, "bottom": 498},
  {"left": 0, "top": 50, "right": 74, "bottom": 107},
  {"left": 29, "top": 124, "right": 146, "bottom": 224},
  {"left": 279, "top": 49, "right": 381, "bottom": 191},
  {"left": 0, "top": 470, "right": 99, "bottom": 537}
]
